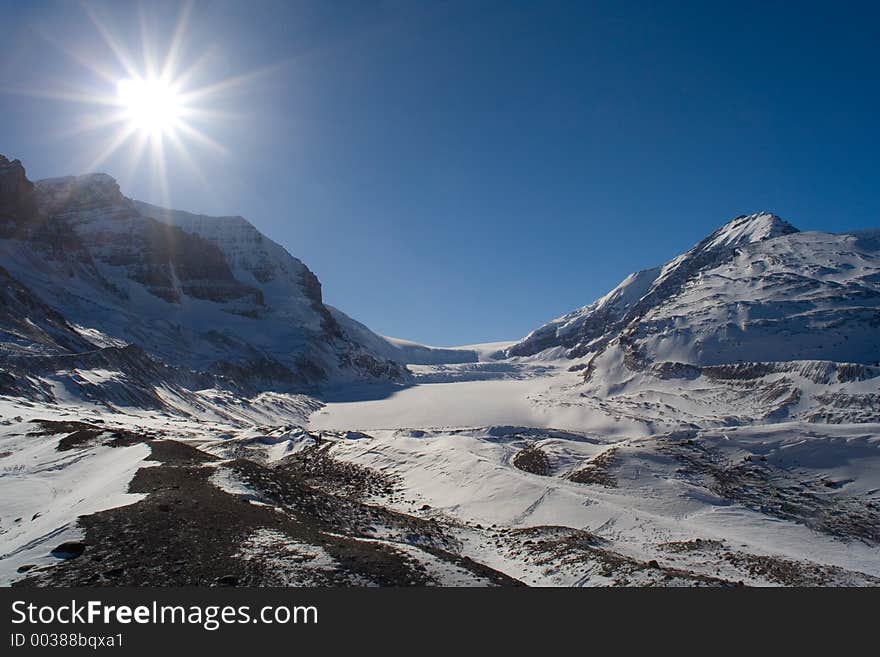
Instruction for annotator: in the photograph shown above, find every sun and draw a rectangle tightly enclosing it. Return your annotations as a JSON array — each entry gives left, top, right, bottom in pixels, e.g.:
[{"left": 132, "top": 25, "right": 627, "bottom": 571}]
[
  {"left": 116, "top": 77, "right": 182, "bottom": 136},
  {"left": 13, "top": 2, "right": 275, "bottom": 205}
]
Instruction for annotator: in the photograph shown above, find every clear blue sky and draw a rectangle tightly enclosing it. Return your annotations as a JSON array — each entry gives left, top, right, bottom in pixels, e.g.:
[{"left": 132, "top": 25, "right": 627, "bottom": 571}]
[{"left": 1, "top": 1, "right": 877, "bottom": 345}]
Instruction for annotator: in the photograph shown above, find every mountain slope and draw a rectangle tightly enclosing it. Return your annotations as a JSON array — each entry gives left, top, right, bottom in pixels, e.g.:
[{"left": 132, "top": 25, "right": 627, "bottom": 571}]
[{"left": 327, "top": 306, "right": 479, "bottom": 365}]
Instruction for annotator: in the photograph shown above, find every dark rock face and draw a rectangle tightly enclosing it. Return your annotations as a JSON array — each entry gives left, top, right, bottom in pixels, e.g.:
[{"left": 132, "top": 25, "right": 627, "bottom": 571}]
[
  {"left": 0, "top": 157, "right": 82, "bottom": 256},
  {"left": 211, "top": 355, "right": 306, "bottom": 387},
  {"left": 38, "top": 173, "right": 126, "bottom": 215},
  {"left": 651, "top": 361, "right": 702, "bottom": 380},
  {"left": 0, "top": 155, "right": 38, "bottom": 226},
  {"left": 339, "top": 351, "right": 405, "bottom": 381},
  {"left": 567, "top": 448, "right": 618, "bottom": 488},
  {"left": 37, "top": 174, "right": 264, "bottom": 305},
  {"left": 130, "top": 219, "right": 263, "bottom": 304},
  {"left": 300, "top": 265, "right": 343, "bottom": 338}
]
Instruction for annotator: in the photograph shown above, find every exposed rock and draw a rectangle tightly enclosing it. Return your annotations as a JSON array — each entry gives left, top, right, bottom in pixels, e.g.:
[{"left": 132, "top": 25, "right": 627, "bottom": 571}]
[
  {"left": 512, "top": 444, "right": 552, "bottom": 476},
  {"left": 50, "top": 542, "right": 86, "bottom": 559}
]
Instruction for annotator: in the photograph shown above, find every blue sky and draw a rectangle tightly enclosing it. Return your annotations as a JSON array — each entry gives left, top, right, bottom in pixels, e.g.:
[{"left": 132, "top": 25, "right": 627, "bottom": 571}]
[{"left": 1, "top": 1, "right": 877, "bottom": 345}]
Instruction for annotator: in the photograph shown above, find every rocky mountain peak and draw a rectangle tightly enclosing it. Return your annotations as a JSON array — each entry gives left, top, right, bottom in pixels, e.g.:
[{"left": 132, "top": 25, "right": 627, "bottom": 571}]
[
  {"left": 36, "top": 173, "right": 127, "bottom": 216},
  {"left": 0, "top": 154, "right": 38, "bottom": 223},
  {"left": 700, "top": 212, "right": 798, "bottom": 252}
]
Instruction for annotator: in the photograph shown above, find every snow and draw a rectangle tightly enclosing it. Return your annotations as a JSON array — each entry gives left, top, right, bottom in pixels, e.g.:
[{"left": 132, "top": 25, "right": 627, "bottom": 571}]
[
  {"left": 310, "top": 361, "right": 644, "bottom": 434},
  {"left": 203, "top": 424, "right": 318, "bottom": 462},
  {"left": 0, "top": 413, "right": 153, "bottom": 584},
  {"left": 209, "top": 466, "right": 269, "bottom": 503},
  {"left": 313, "top": 377, "right": 554, "bottom": 431},
  {"left": 321, "top": 421, "right": 880, "bottom": 583},
  {"left": 703, "top": 212, "right": 797, "bottom": 250},
  {"left": 451, "top": 341, "right": 516, "bottom": 361},
  {"left": 234, "top": 529, "right": 353, "bottom": 586}
]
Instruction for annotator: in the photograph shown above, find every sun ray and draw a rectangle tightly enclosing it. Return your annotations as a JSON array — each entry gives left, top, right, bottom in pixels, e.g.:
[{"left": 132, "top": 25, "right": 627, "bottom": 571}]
[
  {"left": 54, "top": 110, "right": 130, "bottom": 139},
  {"left": 138, "top": 3, "right": 159, "bottom": 81},
  {"left": 176, "top": 60, "right": 290, "bottom": 104},
  {"left": 121, "top": 130, "right": 150, "bottom": 185},
  {"left": 84, "top": 122, "right": 138, "bottom": 172},
  {"left": 165, "top": 47, "right": 217, "bottom": 91},
  {"left": 165, "top": 128, "right": 211, "bottom": 189},
  {"left": 176, "top": 106, "right": 244, "bottom": 122},
  {"left": 0, "top": 83, "right": 118, "bottom": 107},
  {"left": 161, "top": 0, "right": 194, "bottom": 83},
  {"left": 170, "top": 120, "right": 228, "bottom": 156},
  {"left": 80, "top": 1, "right": 141, "bottom": 81},
  {"left": 33, "top": 25, "right": 121, "bottom": 85},
  {"left": 149, "top": 132, "right": 171, "bottom": 208}
]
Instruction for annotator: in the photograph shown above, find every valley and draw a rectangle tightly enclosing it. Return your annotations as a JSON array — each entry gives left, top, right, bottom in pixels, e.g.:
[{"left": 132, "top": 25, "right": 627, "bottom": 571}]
[{"left": 2, "top": 154, "right": 879, "bottom": 587}]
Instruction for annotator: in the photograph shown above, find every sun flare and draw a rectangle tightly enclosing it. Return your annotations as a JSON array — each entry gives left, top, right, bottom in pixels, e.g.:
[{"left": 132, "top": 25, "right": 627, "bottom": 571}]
[
  {"left": 8, "top": 1, "right": 270, "bottom": 205},
  {"left": 116, "top": 77, "right": 182, "bottom": 136}
]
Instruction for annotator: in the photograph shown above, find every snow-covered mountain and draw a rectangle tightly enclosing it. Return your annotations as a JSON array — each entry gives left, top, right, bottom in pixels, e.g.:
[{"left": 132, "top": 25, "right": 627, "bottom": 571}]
[
  {"left": 0, "top": 154, "right": 447, "bottom": 396},
  {"left": 508, "top": 213, "right": 880, "bottom": 370}
]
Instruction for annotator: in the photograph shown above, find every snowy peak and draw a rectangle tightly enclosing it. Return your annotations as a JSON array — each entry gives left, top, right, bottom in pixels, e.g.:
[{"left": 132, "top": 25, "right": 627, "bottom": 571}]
[
  {"left": 508, "top": 213, "right": 799, "bottom": 359},
  {"left": 649, "top": 213, "right": 799, "bottom": 294},
  {"left": 700, "top": 212, "right": 798, "bottom": 251}
]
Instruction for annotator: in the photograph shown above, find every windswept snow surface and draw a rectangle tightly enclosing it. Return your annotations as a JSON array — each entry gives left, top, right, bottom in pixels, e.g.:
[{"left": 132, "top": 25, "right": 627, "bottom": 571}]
[{"left": 0, "top": 411, "right": 153, "bottom": 584}]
